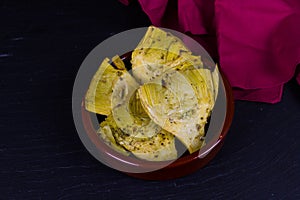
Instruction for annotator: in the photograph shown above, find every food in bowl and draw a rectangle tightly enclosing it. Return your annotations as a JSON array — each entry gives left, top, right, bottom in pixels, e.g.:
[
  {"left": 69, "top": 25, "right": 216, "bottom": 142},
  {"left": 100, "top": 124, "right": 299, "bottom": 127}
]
[{"left": 84, "top": 26, "right": 219, "bottom": 162}]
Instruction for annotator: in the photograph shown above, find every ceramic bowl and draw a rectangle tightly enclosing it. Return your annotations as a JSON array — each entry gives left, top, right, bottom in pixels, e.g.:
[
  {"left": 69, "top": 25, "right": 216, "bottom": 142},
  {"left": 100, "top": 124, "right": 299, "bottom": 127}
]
[{"left": 81, "top": 52, "right": 234, "bottom": 180}]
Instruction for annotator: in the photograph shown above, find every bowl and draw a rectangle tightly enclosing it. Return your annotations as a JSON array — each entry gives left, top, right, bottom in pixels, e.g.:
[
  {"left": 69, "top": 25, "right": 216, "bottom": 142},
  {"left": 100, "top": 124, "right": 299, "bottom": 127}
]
[{"left": 80, "top": 52, "right": 234, "bottom": 180}]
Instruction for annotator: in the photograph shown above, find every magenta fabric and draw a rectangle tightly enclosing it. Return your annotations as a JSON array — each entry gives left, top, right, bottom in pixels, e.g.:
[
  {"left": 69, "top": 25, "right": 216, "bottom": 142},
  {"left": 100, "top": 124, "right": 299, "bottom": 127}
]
[
  {"left": 138, "top": 0, "right": 169, "bottom": 26},
  {"left": 121, "top": 0, "right": 300, "bottom": 103},
  {"left": 297, "top": 67, "right": 300, "bottom": 84},
  {"left": 214, "top": 0, "right": 300, "bottom": 103}
]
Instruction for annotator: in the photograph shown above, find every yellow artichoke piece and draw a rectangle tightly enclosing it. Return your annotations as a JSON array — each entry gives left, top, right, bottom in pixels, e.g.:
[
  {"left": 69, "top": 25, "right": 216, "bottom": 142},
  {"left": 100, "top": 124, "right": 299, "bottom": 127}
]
[
  {"left": 111, "top": 70, "right": 162, "bottom": 139},
  {"left": 180, "top": 69, "right": 215, "bottom": 137},
  {"left": 112, "top": 55, "right": 126, "bottom": 70},
  {"left": 178, "top": 62, "right": 219, "bottom": 108},
  {"left": 85, "top": 57, "right": 126, "bottom": 115},
  {"left": 131, "top": 26, "right": 203, "bottom": 84},
  {"left": 211, "top": 64, "right": 220, "bottom": 102},
  {"left": 134, "top": 25, "right": 187, "bottom": 54},
  {"left": 98, "top": 120, "right": 129, "bottom": 156},
  {"left": 119, "top": 130, "right": 177, "bottom": 162},
  {"left": 138, "top": 70, "right": 206, "bottom": 153},
  {"left": 104, "top": 115, "right": 177, "bottom": 161},
  {"left": 182, "top": 69, "right": 213, "bottom": 105}
]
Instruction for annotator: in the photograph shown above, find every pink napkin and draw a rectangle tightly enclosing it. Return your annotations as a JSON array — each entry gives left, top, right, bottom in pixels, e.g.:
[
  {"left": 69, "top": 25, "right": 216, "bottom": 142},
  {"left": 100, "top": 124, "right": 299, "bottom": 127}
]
[
  {"left": 121, "top": 0, "right": 300, "bottom": 103},
  {"left": 214, "top": 0, "right": 300, "bottom": 103}
]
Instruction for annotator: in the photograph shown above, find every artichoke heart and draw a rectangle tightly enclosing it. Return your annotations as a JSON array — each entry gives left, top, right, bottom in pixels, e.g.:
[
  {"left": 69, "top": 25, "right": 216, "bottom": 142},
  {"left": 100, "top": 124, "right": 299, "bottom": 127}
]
[
  {"left": 98, "top": 119, "right": 129, "bottom": 156},
  {"left": 85, "top": 57, "right": 126, "bottom": 115},
  {"left": 102, "top": 115, "right": 177, "bottom": 161},
  {"left": 138, "top": 69, "right": 206, "bottom": 153},
  {"left": 112, "top": 55, "right": 126, "bottom": 70},
  {"left": 211, "top": 64, "right": 220, "bottom": 102},
  {"left": 111, "top": 70, "right": 162, "bottom": 139},
  {"left": 131, "top": 26, "right": 203, "bottom": 84},
  {"left": 176, "top": 55, "right": 219, "bottom": 106}
]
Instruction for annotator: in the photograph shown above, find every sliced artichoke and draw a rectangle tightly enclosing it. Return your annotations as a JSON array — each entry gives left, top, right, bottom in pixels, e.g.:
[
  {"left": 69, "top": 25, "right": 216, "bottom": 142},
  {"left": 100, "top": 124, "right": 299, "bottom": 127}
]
[
  {"left": 211, "top": 64, "right": 220, "bottom": 102},
  {"left": 98, "top": 119, "right": 129, "bottom": 156},
  {"left": 131, "top": 26, "right": 203, "bottom": 84},
  {"left": 111, "top": 70, "right": 162, "bottom": 139},
  {"left": 132, "top": 25, "right": 187, "bottom": 62},
  {"left": 179, "top": 69, "right": 215, "bottom": 139},
  {"left": 103, "top": 115, "right": 177, "bottom": 161},
  {"left": 85, "top": 57, "right": 126, "bottom": 115},
  {"left": 112, "top": 55, "right": 126, "bottom": 70},
  {"left": 118, "top": 130, "right": 177, "bottom": 161},
  {"left": 138, "top": 70, "right": 206, "bottom": 153},
  {"left": 176, "top": 60, "right": 219, "bottom": 110}
]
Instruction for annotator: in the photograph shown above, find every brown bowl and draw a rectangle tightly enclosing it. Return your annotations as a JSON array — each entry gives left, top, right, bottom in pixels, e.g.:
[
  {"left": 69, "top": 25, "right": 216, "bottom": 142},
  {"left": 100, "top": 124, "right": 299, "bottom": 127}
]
[{"left": 80, "top": 53, "right": 234, "bottom": 180}]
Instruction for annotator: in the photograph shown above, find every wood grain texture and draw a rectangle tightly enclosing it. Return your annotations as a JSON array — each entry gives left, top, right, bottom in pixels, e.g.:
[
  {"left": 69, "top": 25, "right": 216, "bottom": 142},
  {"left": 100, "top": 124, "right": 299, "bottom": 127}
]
[{"left": 1, "top": 0, "right": 299, "bottom": 199}]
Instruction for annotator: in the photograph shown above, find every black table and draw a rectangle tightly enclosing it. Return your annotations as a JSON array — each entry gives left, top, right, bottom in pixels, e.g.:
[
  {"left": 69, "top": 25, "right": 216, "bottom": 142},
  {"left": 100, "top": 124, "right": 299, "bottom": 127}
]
[{"left": 1, "top": 0, "right": 299, "bottom": 199}]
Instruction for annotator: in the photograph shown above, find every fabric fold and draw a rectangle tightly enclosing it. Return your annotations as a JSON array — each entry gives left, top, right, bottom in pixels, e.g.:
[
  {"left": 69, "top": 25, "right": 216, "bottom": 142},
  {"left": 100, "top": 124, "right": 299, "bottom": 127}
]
[{"left": 120, "top": 0, "right": 300, "bottom": 103}]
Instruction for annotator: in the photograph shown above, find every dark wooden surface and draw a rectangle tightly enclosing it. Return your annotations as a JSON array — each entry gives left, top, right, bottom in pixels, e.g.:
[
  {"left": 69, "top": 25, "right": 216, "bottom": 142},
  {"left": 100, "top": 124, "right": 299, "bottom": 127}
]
[{"left": 1, "top": 0, "right": 299, "bottom": 199}]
